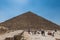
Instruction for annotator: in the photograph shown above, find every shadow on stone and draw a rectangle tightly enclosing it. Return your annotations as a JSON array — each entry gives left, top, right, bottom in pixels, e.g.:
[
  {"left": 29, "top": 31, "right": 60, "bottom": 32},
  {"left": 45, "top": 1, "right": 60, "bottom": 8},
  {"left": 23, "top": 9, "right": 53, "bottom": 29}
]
[
  {"left": 5, "top": 37, "right": 14, "bottom": 40},
  {"left": 56, "top": 38, "right": 60, "bottom": 40},
  {"left": 14, "top": 31, "right": 24, "bottom": 40}
]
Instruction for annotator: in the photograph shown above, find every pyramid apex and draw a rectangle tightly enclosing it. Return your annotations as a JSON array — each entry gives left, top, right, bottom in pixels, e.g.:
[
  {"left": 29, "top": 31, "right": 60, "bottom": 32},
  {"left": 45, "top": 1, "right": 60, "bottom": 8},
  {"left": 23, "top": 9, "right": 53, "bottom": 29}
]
[
  {"left": 26, "top": 11, "right": 34, "bottom": 13},
  {"left": 23, "top": 11, "right": 36, "bottom": 15}
]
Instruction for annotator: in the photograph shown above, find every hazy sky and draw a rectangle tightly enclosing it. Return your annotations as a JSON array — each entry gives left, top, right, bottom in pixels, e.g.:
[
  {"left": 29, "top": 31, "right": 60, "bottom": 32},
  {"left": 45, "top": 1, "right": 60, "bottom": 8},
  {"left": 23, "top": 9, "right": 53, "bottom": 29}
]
[{"left": 0, "top": 0, "right": 60, "bottom": 25}]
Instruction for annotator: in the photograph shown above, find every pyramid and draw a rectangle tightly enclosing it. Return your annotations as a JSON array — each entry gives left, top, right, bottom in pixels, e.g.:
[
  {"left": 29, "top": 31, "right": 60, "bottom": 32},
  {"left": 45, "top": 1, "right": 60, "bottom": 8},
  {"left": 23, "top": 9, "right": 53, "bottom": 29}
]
[{"left": 0, "top": 11, "right": 60, "bottom": 30}]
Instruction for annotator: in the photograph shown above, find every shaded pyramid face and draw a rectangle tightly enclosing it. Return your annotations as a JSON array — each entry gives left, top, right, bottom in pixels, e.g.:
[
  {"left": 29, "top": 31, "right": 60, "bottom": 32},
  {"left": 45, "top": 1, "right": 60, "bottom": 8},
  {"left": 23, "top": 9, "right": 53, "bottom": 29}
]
[{"left": 0, "top": 11, "right": 60, "bottom": 30}]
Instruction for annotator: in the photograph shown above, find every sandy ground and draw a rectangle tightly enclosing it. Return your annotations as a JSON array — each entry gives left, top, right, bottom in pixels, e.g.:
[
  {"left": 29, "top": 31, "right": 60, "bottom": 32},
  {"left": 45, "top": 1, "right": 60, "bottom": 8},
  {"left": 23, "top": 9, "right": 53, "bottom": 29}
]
[
  {"left": 23, "top": 31, "right": 60, "bottom": 40},
  {"left": 0, "top": 30, "right": 60, "bottom": 40}
]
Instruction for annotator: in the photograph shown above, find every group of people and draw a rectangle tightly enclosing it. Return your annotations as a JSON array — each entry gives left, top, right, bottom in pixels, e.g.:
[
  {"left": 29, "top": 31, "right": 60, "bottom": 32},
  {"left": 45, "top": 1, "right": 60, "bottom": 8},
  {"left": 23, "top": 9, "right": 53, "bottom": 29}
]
[{"left": 27, "top": 29, "right": 57, "bottom": 37}]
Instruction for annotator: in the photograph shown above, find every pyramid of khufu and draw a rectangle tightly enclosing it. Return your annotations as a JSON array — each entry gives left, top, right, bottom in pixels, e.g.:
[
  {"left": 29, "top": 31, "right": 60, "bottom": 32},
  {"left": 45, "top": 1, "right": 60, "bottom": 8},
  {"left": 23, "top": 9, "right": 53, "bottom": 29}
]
[{"left": 0, "top": 11, "right": 60, "bottom": 30}]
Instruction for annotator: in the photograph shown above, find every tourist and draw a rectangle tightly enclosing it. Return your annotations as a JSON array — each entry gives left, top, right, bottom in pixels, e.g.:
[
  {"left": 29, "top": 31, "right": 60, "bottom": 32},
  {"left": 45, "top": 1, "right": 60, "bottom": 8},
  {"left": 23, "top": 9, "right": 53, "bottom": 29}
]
[{"left": 41, "top": 30, "right": 45, "bottom": 36}]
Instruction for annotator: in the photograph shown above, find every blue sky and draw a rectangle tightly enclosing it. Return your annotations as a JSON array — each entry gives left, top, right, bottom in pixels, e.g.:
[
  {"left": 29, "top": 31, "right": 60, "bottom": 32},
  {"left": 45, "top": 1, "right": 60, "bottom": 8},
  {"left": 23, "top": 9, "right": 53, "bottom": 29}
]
[{"left": 0, "top": 0, "right": 60, "bottom": 25}]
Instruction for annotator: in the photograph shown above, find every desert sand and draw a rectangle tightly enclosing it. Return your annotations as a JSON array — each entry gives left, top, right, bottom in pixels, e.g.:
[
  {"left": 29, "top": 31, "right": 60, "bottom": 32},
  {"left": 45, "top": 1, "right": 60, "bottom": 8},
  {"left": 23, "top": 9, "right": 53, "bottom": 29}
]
[{"left": 0, "top": 30, "right": 60, "bottom": 40}]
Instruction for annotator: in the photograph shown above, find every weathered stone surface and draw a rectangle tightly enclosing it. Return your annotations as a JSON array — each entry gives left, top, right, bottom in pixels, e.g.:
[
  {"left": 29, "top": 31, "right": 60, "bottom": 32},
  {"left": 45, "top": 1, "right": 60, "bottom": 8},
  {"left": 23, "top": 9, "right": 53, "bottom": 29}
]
[
  {"left": 5, "top": 37, "right": 14, "bottom": 40},
  {"left": 0, "top": 26, "right": 8, "bottom": 34},
  {"left": 14, "top": 31, "right": 24, "bottom": 40},
  {"left": 56, "top": 38, "right": 60, "bottom": 40}
]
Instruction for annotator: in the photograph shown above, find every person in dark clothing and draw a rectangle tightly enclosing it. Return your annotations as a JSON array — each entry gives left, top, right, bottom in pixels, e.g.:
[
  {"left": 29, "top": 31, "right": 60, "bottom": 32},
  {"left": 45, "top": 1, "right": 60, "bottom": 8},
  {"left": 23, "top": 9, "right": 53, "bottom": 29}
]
[
  {"left": 55, "top": 29, "right": 57, "bottom": 32},
  {"left": 41, "top": 30, "right": 45, "bottom": 36},
  {"left": 52, "top": 30, "right": 57, "bottom": 37},
  {"left": 34, "top": 30, "right": 37, "bottom": 34}
]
